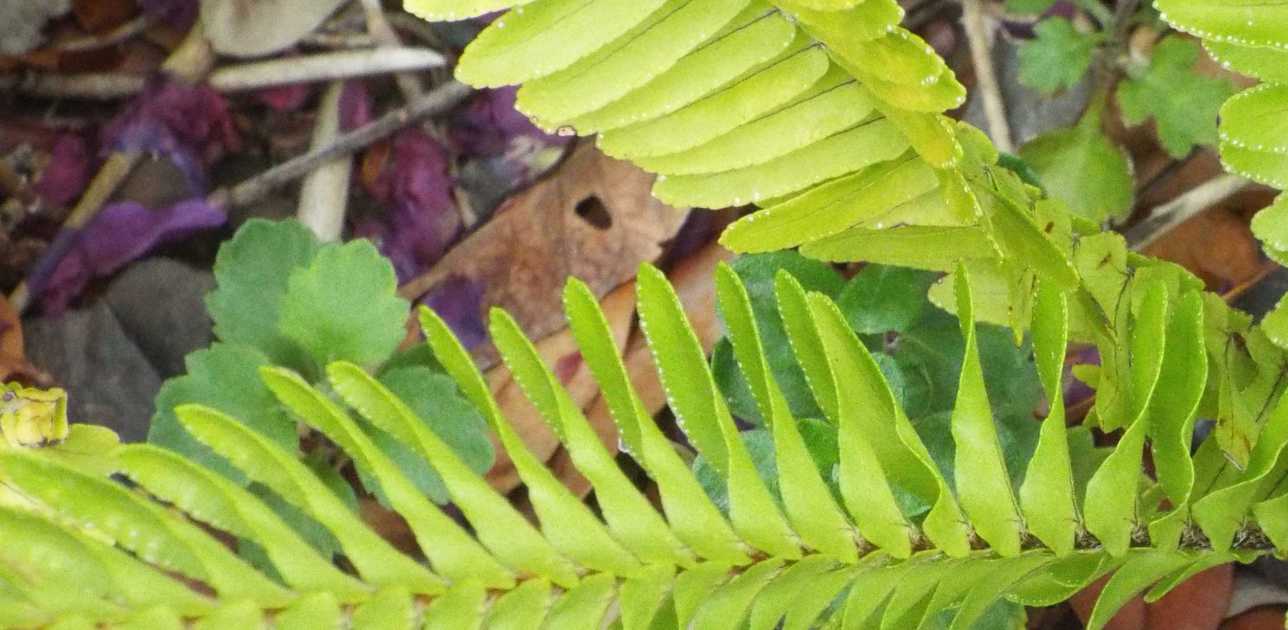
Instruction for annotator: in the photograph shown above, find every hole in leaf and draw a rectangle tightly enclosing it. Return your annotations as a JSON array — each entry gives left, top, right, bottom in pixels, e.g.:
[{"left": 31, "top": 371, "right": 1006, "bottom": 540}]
[{"left": 574, "top": 195, "right": 612, "bottom": 230}]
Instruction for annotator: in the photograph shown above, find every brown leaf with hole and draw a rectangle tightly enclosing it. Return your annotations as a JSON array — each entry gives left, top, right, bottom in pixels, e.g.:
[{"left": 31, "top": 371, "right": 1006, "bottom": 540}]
[
  {"left": 548, "top": 243, "right": 733, "bottom": 497},
  {"left": 400, "top": 142, "right": 690, "bottom": 371}
]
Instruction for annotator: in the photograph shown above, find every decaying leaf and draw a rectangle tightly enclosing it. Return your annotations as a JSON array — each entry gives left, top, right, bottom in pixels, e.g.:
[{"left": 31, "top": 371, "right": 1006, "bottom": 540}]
[
  {"left": 200, "top": 0, "right": 347, "bottom": 58},
  {"left": 401, "top": 143, "right": 690, "bottom": 368}
]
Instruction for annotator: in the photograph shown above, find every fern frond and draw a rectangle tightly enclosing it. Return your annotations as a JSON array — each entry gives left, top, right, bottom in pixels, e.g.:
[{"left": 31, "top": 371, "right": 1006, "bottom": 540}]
[
  {"left": 412, "top": 0, "right": 1288, "bottom": 483},
  {"left": 1, "top": 266, "right": 1283, "bottom": 628}
]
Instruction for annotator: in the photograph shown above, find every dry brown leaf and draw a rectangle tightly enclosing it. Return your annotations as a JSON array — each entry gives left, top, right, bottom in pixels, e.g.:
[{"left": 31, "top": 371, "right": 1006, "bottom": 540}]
[
  {"left": 72, "top": 0, "right": 135, "bottom": 34},
  {"left": 400, "top": 143, "right": 690, "bottom": 370},
  {"left": 485, "top": 283, "right": 635, "bottom": 493},
  {"left": 0, "top": 294, "right": 45, "bottom": 385},
  {"left": 1144, "top": 201, "right": 1271, "bottom": 294},
  {"left": 548, "top": 243, "right": 734, "bottom": 497}
]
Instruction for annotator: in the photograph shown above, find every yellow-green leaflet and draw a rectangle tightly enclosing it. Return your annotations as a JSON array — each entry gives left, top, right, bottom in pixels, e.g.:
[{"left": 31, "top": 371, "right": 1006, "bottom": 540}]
[
  {"left": 1193, "top": 391, "right": 1288, "bottom": 550},
  {"left": 617, "top": 565, "right": 674, "bottom": 630},
  {"left": 404, "top": 0, "right": 533, "bottom": 22},
  {"left": 636, "top": 264, "right": 801, "bottom": 559},
  {"left": 804, "top": 293, "right": 917, "bottom": 558},
  {"left": 1019, "top": 281, "right": 1078, "bottom": 556},
  {"left": 800, "top": 224, "right": 999, "bottom": 269},
  {"left": 1204, "top": 40, "right": 1288, "bottom": 83},
  {"left": 635, "top": 66, "right": 875, "bottom": 176},
  {"left": 174, "top": 405, "right": 445, "bottom": 595},
  {"left": 544, "top": 573, "right": 617, "bottom": 628},
  {"left": 562, "top": 279, "right": 749, "bottom": 565},
  {"left": 745, "top": 556, "right": 838, "bottom": 630},
  {"left": 0, "top": 450, "right": 290, "bottom": 605},
  {"left": 517, "top": 0, "right": 751, "bottom": 127},
  {"left": 720, "top": 155, "right": 938, "bottom": 252},
  {"left": 948, "top": 265, "right": 1024, "bottom": 557},
  {"left": 488, "top": 308, "right": 691, "bottom": 566},
  {"left": 1155, "top": 0, "right": 1288, "bottom": 51},
  {"left": 570, "top": 6, "right": 795, "bottom": 133},
  {"left": 419, "top": 308, "right": 642, "bottom": 577},
  {"left": 949, "top": 554, "right": 1052, "bottom": 629},
  {"left": 777, "top": 0, "right": 903, "bottom": 43},
  {"left": 1221, "top": 140, "right": 1288, "bottom": 188},
  {"left": 423, "top": 581, "right": 486, "bottom": 630},
  {"left": 1083, "top": 281, "right": 1169, "bottom": 556},
  {"left": 1083, "top": 551, "right": 1194, "bottom": 630},
  {"left": 782, "top": 0, "right": 866, "bottom": 11},
  {"left": 115, "top": 445, "right": 370, "bottom": 599},
  {"left": 652, "top": 118, "right": 909, "bottom": 208},
  {"left": 456, "top": 0, "right": 668, "bottom": 87},
  {"left": 1220, "top": 84, "right": 1288, "bottom": 155},
  {"left": 1146, "top": 291, "right": 1207, "bottom": 548},
  {"left": 275, "top": 592, "right": 340, "bottom": 630},
  {"left": 325, "top": 357, "right": 580, "bottom": 586},
  {"left": 599, "top": 43, "right": 830, "bottom": 159},
  {"left": 773, "top": 271, "right": 839, "bottom": 422},
  {"left": 349, "top": 586, "right": 411, "bottom": 629},
  {"left": 687, "top": 559, "right": 785, "bottom": 629},
  {"left": 485, "top": 579, "right": 551, "bottom": 630},
  {"left": 257, "top": 367, "right": 513, "bottom": 588},
  {"left": 715, "top": 264, "right": 858, "bottom": 562}
]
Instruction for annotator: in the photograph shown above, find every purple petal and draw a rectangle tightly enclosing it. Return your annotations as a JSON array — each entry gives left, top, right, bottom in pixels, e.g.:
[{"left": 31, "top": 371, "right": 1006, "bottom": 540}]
[
  {"left": 421, "top": 275, "right": 487, "bottom": 350},
  {"left": 102, "top": 78, "right": 241, "bottom": 195},
  {"left": 33, "top": 198, "right": 226, "bottom": 314},
  {"left": 32, "top": 134, "right": 93, "bottom": 210},
  {"left": 255, "top": 84, "right": 314, "bottom": 112},
  {"left": 339, "top": 81, "right": 372, "bottom": 132},
  {"left": 450, "top": 87, "right": 570, "bottom": 157},
  {"left": 138, "top": 0, "right": 199, "bottom": 29},
  {"left": 357, "top": 129, "right": 461, "bottom": 281}
]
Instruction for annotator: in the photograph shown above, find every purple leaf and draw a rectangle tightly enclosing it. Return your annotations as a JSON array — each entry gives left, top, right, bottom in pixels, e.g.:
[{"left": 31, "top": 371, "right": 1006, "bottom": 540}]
[
  {"left": 421, "top": 275, "right": 487, "bottom": 350},
  {"left": 355, "top": 129, "right": 461, "bottom": 282},
  {"left": 138, "top": 0, "right": 199, "bottom": 29},
  {"left": 32, "top": 134, "right": 93, "bottom": 210},
  {"left": 32, "top": 198, "right": 225, "bottom": 314},
  {"left": 102, "top": 78, "right": 241, "bottom": 195}
]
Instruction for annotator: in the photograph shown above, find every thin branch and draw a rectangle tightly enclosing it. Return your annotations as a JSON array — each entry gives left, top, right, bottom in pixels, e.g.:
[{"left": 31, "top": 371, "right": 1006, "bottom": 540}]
[
  {"left": 962, "top": 0, "right": 1013, "bottom": 152},
  {"left": 209, "top": 47, "right": 444, "bottom": 92},
  {"left": 1125, "top": 173, "right": 1251, "bottom": 250},
  {"left": 53, "top": 14, "right": 156, "bottom": 52},
  {"left": 295, "top": 82, "right": 352, "bottom": 243},
  {"left": 215, "top": 80, "right": 472, "bottom": 210},
  {"left": 0, "top": 47, "right": 446, "bottom": 100}
]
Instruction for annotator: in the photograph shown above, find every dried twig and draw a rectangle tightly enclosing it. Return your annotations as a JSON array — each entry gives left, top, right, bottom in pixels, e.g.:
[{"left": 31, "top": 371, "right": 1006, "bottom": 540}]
[
  {"left": 210, "top": 47, "right": 443, "bottom": 93},
  {"left": 215, "top": 80, "right": 473, "bottom": 210},
  {"left": 0, "top": 47, "right": 445, "bottom": 100},
  {"left": 1125, "top": 173, "right": 1251, "bottom": 250},
  {"left": 53, "top": 14, "right": 155, "bottom": 52},
  {"left": 296, "top": 82, "right": 352, "bottom": 243},
  {"left": 962, "top": 0, "right": 1013, "bottom": 152}
]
